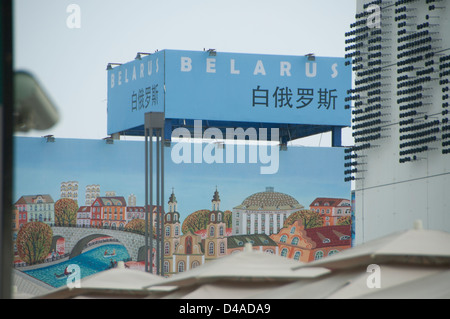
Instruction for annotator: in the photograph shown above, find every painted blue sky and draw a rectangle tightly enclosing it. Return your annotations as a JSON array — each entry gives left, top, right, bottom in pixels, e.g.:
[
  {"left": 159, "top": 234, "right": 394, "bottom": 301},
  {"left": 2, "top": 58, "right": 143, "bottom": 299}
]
[{"left": 14, "top": 136, "right": 349, "bottom": 223}]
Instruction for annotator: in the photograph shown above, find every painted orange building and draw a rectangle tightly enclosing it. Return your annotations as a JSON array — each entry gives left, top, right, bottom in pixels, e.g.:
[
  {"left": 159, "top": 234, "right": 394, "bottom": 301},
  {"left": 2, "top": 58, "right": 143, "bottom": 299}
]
[
  {"left": 270, "top": 221, "right": 351, "bottom": 263},
  {"left": 91, "top": 196, "right": 127, "bottom": 229},
  {"left": 309, "top": 197, "right": 351, "bottom": 226}
]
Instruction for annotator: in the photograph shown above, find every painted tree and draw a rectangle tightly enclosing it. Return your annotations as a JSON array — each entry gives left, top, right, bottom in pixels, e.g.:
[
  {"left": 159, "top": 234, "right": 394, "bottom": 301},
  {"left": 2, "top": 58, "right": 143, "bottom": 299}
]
[
  {"left": 54, "top": 198, "right": 78, "bottom": 226},
  {"left": 223, "top": 210, "right": 232, "bottom": 229},
  {"left": 283, "top": 210, "right": 323, "bottom": 229},
  {"left": 16, "top": 222, "right": 53, "bottom": 265},
  {"left": 181, "top": 209, "right": 210, "bottom": 234},
  {"left": 337, "top": 215, "right": 352, "bottom": 225},
  {"left": 124, "top": 218, "right": 156, "bottom": 237}
]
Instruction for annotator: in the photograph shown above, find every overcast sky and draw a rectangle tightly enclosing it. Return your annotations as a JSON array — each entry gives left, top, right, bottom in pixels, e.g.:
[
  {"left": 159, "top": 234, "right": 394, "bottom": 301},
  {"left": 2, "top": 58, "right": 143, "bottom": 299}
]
[{"left": 13, "top": 0, "right": 356, "bottom": 144}]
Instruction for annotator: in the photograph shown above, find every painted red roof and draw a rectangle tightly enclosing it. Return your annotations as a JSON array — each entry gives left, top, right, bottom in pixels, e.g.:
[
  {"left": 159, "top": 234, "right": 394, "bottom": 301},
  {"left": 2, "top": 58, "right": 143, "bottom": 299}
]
[
  {"left": 304, "top": 225, "right": 351, "bottom": 248},
  {"left": 93, "top": 196, "right": 127, "bottom": 206},
  {"left": 309, "top": 197, "right": 349, "bottom": 207},
  {"left": 15, "top": 194, "right": 54, "bottom": 205}
]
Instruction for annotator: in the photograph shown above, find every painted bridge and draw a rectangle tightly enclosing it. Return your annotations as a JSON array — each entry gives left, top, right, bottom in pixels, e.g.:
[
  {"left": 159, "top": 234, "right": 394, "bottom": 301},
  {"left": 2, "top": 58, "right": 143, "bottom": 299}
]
[{"left": 51, "top": 226, "right": 156, "bottom": 261}]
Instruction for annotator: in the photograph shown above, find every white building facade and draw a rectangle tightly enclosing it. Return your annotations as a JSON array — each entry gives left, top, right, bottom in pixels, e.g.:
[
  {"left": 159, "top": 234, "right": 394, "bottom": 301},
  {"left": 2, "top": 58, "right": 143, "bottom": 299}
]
[{"left": 232, "top": 187, "right": 304, "bottom": 236}]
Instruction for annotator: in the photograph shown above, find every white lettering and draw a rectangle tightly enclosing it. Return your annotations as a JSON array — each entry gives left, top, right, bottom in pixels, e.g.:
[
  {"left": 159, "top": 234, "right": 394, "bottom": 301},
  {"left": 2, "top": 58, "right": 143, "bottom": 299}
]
[
  {"left": 203, "top": 128, "right": 223, "bottom": 163},
  {"left": 230, "top": 59, "right": 240, "bottom": 74},
  {"left": 171, "top": 128, "right": 192, "bottom": 164},
  {"left": 171, "top": 121, "right": 279, "bottom": 174},
  {"left": 118, "top": 71, "right": 122, "bottom": 85},
  {"left": 225, "top": 127, "right": 257, "bottom": 164},
  {"left": 174, "top": 55, "right": 340, "bottom": 80},
  {"left": 254, "top": 60, "right": 266, "bottom": 75},
  {"left": 206, "top": 58, "right": 216, "bottom": 73},
  {"left": 156, "top": 58, "right": 159, "bottom": 73},
  {"left": 194, "top": 120, "right": 203, "bottom": 163},
  {"left": 125, "top": 68, "right": 129, "bottom": 83},
  {"left": 148, "top": 60, "right": 153, "bottom": 75},
  {"left": 258, "top": 128, "right": 279, "bottom": 175},
  {"left": 66, "top": 4, "right": 81, "bottom": 29},
  {"left": 179, "top": 303, "right": 214, "bottom": 317},
  {"left": 140, "top": 63, "right": 144, "bottom": 78},
  {"left": 110, "top": 73, "right": 115, "bottom": 88},
  {"left": 366, "top": 264, "right": 381, "bottom": 288},
  {"left": 306, "top": 62, "right": 317, "bottom": 78},
  {"left": 331, "top": 63, "right": 338, "bottom": 78},
  {"left": 132, "top": 66, "right": 137, "bottom": 81},
  {"left": 366, "top": 4, "right": 381, "bottom": 29},
  {"left": 280, "top": 61, "right": 291, "bottom": 76},
  {"left": 181, "top": 57, "right": 192, "bottom": 72},
  {"left": 66, "top": 264, "right": 81, "bottom": 288}
]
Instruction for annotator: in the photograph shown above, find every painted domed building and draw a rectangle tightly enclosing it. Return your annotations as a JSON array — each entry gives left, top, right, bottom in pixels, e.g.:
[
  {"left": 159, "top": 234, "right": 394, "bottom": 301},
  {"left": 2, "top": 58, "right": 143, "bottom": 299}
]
[{"left": 232, "top": 187, "right": 304, "bottom": 236}]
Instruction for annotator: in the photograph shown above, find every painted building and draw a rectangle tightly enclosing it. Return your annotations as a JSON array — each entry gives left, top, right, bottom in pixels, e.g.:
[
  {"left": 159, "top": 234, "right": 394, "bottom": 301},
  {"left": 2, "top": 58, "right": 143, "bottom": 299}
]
[
  {"left": 14, "top": 199, "right": 28, "bottom": 229},
  {"left": 164, "top": 189, "right": 204, "bottom": 276},
  {"left": 227, "top": 234, "right": 278, "bottom": 255},
  {"left": 270, "top": 221, "right": 351, "bottom": 262},
  {"left": 204, "top": 189, "right": 228, "bottom": 261},
  {"left": 91, "top": 196, "right": 127, "bottom": 229},
  {"left": 14, "top": 194, "right": 55, "bottom": 226},
  {"left": 128, "top": 193, "right": 137, "bottom": 207},
  {"left": 172, "top": 230, "right": 204, "bottom": 275},
  {"left": 60, "top": 181, "right": 79, "bottom": 203},
  {"left": 309, "top": 197, "right": 351, "bottom": 226},
  {"left": 126, "top": 206, "right": 145, "bottom": 224},
  {"left": 76, "top": 206, "right": 91, "bottom": 227},
  {"left": 12, "top": 207, "right": 19, "bottom": 261},
  {"left": 85, "top": 184, "right": 100, "bottom": 206},
  {"left": 232, "top": 187, "right": 304, "bottom": 236}
]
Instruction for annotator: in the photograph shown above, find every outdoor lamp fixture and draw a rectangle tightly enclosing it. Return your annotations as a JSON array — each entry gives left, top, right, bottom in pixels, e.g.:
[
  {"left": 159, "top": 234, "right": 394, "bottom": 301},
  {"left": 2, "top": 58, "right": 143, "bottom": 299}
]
[
  {"left": 207, "top": 49, "right": 217, "bottom": 56},
  {"left": 103, "top": 136, "right": 114, "bottom": 144},
  {"left": 306, "top": 53, "right": 315, "bottom": 61},
  {"left": 14, "top": 71, "right": 59, "bottom": 132},
  {"left": 106, "top": 63, "right": 122, "bottom": 70},
  {"left": 43, "top": 135, "right": 55, "bottom": 143},
  {"left": 135, "top": 52, "right": 152, "bottom": 60}
]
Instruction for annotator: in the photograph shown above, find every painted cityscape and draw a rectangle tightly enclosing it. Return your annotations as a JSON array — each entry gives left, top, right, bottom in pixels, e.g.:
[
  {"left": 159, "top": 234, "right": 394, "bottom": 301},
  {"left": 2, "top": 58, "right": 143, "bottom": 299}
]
[{"left": 13, "top": 136, "right": 352, "bottom": 287}]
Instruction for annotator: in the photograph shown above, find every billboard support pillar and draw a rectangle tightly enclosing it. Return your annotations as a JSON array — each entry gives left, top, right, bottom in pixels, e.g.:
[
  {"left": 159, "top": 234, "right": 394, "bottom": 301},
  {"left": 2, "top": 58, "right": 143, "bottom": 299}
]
[
  {"left": 332, "top": 127, "right": 343, "bottom": 147},
  {"left": 144, "top": 112, "right": 165, "bottom": 276}
]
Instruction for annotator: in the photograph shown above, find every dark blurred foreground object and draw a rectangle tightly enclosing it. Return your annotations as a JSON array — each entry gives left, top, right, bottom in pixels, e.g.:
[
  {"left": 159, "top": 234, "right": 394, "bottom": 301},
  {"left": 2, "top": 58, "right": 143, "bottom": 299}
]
[
  {"left": 14, "top": 71, "right": 59, "bottom": 132},
  {"left": 1, "top": 0, "right": 13, "bottom": 299}
]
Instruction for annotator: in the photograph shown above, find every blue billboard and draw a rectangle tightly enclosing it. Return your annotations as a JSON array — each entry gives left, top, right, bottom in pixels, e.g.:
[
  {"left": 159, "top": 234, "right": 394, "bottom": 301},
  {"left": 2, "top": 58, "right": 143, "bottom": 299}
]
[
  {"left": 107, "top": 50, "right": 351, "bottom": 135},
  {"left": 107, "top": 51, "right": 165, "bottom": 135}
]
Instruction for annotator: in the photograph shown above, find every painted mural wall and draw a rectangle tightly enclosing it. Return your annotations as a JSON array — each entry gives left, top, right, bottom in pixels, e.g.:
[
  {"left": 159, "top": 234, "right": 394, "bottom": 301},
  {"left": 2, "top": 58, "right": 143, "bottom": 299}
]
[{"left": 13, "top": 136, "right": 351, "bottom": 286}]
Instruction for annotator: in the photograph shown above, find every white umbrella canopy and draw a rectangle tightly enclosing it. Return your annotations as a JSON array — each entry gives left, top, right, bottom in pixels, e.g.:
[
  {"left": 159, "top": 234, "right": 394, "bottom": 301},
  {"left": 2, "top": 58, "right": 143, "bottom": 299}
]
[
  {"left": 250, "top": 264, "right": 450, "bottom": 299},
  {"left": 172, "top": 281, "right": 286, "bottom": 299},
  {"left": 144, "top": 244, "right": 330, "bottom": 298},
  {"left": 294, "top": 223, "right": 450, "bottom": 271},
  {"left": 79, "top": 266, "right": 164, "bottom": 290},
  {"left": 357, "top": 268, "right": 450, "bottom": 299},
  {"left": 38, "top": 261, "right": 166, "bottom": 299},
  {"left": 250, "top": 223, "right": 450, "bottom": 299}
]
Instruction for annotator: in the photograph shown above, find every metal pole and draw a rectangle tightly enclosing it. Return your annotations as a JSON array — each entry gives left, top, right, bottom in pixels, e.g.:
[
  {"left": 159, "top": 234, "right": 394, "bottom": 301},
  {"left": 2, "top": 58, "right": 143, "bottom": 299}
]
[
  {"left": 149, "top": 127, "right": 153, "bottom": 274},
  {"left": 144, "top": 112, "right": 165, "bottom": 276},
  {"left": 160, "top": 126, "right": 165, "bottom": 277},
  {"left": 156, "top": 128, "right": 160, "bottom": 275},
  {"left": 144, "top": 127, "right": 148, "bottom": 272}
]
